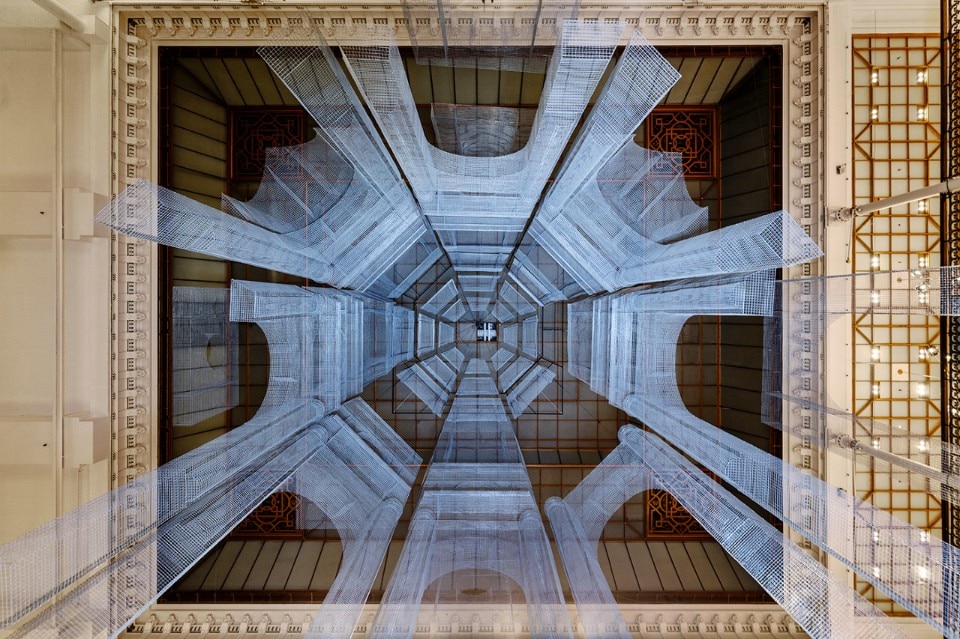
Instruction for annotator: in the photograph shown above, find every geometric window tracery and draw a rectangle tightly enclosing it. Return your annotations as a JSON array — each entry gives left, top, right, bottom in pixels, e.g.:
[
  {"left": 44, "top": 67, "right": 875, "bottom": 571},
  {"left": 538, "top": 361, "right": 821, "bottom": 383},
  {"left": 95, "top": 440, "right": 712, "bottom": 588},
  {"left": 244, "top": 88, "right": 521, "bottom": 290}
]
[{"left": 646, "top": 107, "right": 718, "bottom": 179}]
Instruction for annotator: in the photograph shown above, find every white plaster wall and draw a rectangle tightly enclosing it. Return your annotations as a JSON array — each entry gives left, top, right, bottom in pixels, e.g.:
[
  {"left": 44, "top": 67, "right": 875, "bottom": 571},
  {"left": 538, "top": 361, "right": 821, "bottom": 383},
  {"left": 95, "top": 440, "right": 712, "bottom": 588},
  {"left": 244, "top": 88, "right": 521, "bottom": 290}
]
[{"left": 0, "top": 4, "right": 112, "bottom": 544}]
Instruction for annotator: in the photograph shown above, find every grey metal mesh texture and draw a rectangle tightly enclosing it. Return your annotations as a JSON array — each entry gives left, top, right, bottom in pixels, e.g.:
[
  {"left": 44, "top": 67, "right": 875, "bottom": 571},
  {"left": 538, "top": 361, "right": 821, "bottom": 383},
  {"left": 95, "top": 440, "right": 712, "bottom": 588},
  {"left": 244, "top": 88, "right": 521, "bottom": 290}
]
[
  {"left": 399, "top": 0, "right": 580, "bottom": 71},
  {"left": 507, "top": 363, "right": 556, "bottom": 418},
  {"left": 546, "top": 428, "right": 909, "bottom": 639},
  {"left": 31, "top": 14, "right": 913, "bottom": 637},
  {"left": 97, "top": 35, "right": 437, "bottom": 298},
  {"left": 370, "top": 388, "right": 571, "bottom": 638},
  {"left": 566, "top": 271, "right": 960, "bottom": 636},
  {"left": 340, "top": 20, "right": 622, "bottom": 314},
  {"left": 172, "top": 287, "right": 238, "bottom": 427},
  {"left": 0, "top": 280, "right": 418, "bottom": 636},
  {"left": 764, "top": 269, "right": 960, "bottom": 501}
]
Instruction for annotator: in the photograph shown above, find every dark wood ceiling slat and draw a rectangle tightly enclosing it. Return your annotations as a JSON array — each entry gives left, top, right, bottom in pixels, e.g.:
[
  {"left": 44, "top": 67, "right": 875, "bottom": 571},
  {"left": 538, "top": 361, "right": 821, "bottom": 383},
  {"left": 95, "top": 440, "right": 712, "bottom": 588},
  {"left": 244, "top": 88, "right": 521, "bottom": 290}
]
[
  {"left": 684, "top": 57, "right": 723, "bottom": 105},
  {"left": 477, "top": 66, "right": 500, "bottom": 105},
  {"left": 499, "top": 67, "right": 523, "bottom": 106},
  {"left": 430, "top": 62, "right": 455, "bottom": 103},
  {"left": 201, "top": 58, "right": 245, "bottom": 106},
  {"left": 666, "top": 58, "right": 700, "bottom": 104},
  {"left": 518, "top": 59, "right": 545, "bottom": 106},
  {"left": 453, "top": 63, "right": 477, "bottom": 104},
  {"left": 703, "top": 57, "right": 744, "bottom": 104},
  {"left": 179, "top": 58, "right": 226, "bottom": 103},
  {"left": 224, "top": 58, "right": 264, "bottom": 106},
  {"left": 406, "top": 57, "right": 434, "bottom": 103},
  {"left": 245, "top": 58, "right": 283, "bottom": 105},
  {"left": 725, "top": 57, "right": 764, "bottom": 98}
]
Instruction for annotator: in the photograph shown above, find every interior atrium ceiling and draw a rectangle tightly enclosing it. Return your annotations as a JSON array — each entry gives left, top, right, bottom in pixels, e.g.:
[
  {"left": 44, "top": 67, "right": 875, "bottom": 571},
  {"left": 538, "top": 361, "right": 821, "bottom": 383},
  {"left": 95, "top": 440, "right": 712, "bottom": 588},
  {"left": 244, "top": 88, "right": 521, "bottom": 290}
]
[{"left": 0, "top": 2, "right": 951, "bottom": 638}]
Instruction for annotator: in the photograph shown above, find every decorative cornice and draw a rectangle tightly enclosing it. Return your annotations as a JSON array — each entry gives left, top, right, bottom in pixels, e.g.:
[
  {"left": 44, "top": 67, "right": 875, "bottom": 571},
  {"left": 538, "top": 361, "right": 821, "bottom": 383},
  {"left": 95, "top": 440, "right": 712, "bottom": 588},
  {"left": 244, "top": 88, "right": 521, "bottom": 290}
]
[{"left": 122, "top": 604, "right": 810, "bottom": 638}]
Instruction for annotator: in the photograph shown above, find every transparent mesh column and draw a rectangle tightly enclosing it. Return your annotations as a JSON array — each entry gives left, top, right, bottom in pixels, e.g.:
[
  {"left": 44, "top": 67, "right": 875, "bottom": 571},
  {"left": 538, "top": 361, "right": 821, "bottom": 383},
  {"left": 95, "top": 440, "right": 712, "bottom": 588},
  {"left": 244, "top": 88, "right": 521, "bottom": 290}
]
[
  {"left": 566, "top": 273, "right": 960, "bottom": 636},
  {"left": 371, "top": 391, "right": 572, "bottom": 638},
  {"left": 292, "top": 408, "right": 420, "bottom": 639},
  {"left": 1, "top": 418, "right": 326, "bottom": 638},
  {"left": 339, "top": 21, "right": 623, "bottom": 315},
  {"left": 172, "top": 286, "right": 238, "bottom": 427},
  {"left": 0, "top": 273, "right": 418, "bottom": 636}
]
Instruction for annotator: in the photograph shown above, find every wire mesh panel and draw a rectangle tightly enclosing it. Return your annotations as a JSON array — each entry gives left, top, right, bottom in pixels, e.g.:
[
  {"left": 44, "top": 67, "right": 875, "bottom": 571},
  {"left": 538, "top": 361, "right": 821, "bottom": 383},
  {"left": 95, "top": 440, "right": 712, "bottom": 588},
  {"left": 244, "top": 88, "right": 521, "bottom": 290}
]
[
  {"left": 172, "top": 287, "right": 239, "bottom": 427},
  {"left": 421, "top": 280, "right": 460, "bottom": 317},
  {"left": 0, "top": 277, "right": 418, "bottom": 635},
  {"left": 542, "top": 31, "right": 680, "bottom": 212},
  {"left": 499, "top": 354, "right": 535, "bottom": 392},
  {"left": 440, "top": 346, "right": 467, "bottom": 373},
  {"left": 397, "top": 364, "right": 452, "bottom": 416},
  {"left": 291, "top": 416, "right": 419, "bottom": 639},
  {"left": 101, "top": 35, "right": 435, "bottom": 298},
  {"left": 547, "top": 428, "right": 909, "bottom": 639},
  {"left": 566, "top": 298, "right": 595, "bottom": 385},
  {"left": 509, "top": 242, "right": 583, "bottom": 304},
  {"left": 432, "top": 104, "right": 536, "bottom": 158},
  {"left": 339, "top": 21, "right": 622, "bottom": 317},
  {"left": 437, "top": 321, "right": 456, "bottom": 350},
  {"left": 0, "top": 408, "right": 324, "bottom": 635},
  {"left": 507, "top": 364, "right": 556, "bottom": 418},
  {"left": 492, "top": 348, "right": 514, "bottom": 372},
  {"left": 417, "top": 315, "right": 436, "bottom": 357},
  {"left": 230, "top": 281, "right": 415, "bottom": 414},
  {"left": 337, "top": 398, "right": 421, "bottom": 486},
  {"left": 371, "top": 388, "right": 572, "bottom": 638},
  {"left": 570, "top": 273, "right": 960, "bottom": 636},
  {"left": 521, "top": 316, "right": 539, "bottom": 358},
  {"left": 96, "top": 180, "right": 333, "bottom": 282},
  {"left": 499, "top": 322, "right": 517, "bottom": 350}
]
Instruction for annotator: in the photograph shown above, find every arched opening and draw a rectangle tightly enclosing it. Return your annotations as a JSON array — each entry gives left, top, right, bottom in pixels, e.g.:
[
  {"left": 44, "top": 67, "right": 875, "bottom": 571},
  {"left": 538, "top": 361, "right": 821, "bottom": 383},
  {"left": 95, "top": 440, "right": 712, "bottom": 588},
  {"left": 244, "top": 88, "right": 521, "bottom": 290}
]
[
  {"left": 677, "top": 315, "right": 773, "bottom": 452},
  {"left": 423, "top": 568, "right": 527, "bottom": 607},
  {"left": 160, "top": 490, "right": 350, "bottom": 603}
]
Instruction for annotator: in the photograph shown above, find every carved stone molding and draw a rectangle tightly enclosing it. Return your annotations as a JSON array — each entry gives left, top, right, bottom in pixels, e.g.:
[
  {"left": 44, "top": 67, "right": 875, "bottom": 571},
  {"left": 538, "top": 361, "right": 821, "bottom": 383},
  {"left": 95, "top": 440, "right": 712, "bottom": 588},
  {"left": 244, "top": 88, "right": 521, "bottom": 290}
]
[
  {"left": 122, "top": 604, "right": 810, "bottom": 638},
  {"left": 110, "top": 17, "right": 154, "bottom": 489},
  {"left": 109, "top": 2, "right": 824, "bottom": 509}
]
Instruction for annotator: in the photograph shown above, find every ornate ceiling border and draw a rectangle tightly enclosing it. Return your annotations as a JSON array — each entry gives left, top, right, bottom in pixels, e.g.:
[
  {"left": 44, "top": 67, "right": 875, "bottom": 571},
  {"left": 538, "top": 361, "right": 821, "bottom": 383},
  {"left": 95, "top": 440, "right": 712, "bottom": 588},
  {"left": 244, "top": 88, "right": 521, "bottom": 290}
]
[
  {"left": 107, "top": 5, "right": 825, "bottom": 549},
  {"left": 123, "top": 603, "right": 810, "bottom": 638}
]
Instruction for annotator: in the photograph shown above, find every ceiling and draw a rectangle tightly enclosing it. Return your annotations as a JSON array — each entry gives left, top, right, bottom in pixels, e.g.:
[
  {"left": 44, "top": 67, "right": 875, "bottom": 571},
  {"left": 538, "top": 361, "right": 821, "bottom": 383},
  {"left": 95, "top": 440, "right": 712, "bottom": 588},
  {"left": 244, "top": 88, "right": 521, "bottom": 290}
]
[{"left": 168, "top": 48, "right": 766, "bottom": 109}]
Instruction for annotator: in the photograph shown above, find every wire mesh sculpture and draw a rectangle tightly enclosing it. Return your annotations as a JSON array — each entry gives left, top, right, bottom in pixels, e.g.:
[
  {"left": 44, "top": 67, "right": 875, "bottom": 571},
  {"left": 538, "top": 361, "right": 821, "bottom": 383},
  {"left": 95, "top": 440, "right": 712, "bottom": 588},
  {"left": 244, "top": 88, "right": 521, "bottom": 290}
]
[
  {"left": 370, "top": 391, "right": 571, "bottom": 638},
  {"left": 0, "top": 281, "right": 417, "bottom": 637},
  {"left": 339, "top": 20, "right": 624, "bottom": 314},
  {"left": 566, "top": 270, "right": 960, "bottom": 637},
  {"left": 172, "top": 286, "right": 239, "bottom": 426},
  {"left": 547, "top": 427, "right": 910, "bottom": 639},
  {"left": 6, "top": 9, "right": 946, "bottom": 639}
]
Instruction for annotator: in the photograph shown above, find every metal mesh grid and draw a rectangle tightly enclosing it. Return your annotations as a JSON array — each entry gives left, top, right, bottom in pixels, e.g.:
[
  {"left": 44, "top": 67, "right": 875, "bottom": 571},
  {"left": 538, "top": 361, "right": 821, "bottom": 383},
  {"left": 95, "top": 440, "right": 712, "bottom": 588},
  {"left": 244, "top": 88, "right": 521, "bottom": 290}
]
[
  {"left": 370, "top": 387, "right": 571, "bottom": 638},
  {"left": 172, "top": 287, "right": 239, "bottom": 427},
  {"left": 417, "top": 315, "right": 436, "bottom": 357},
  {"left": 522, "top": 316, "right": 540, "bottom": 358},
  {"left": 47, "top": 17, "right": 944, "bottom": 636},
  {"left": 421, "top": 279, "right": 459, "bottom": 316},
  {"left": 3, "top": 423, "right": 327, "bottom": 639},
  {"left": 432, "top": 104, "right": 535, "bottom": 158},
  {"left": 339, "top": 21, "right": 622, "bottom": 315},
  {"left": 546, "top": 427, "right": 909, "bottom": 639},
  {"left": 567, "top": 274, "right": 960, "bottom": 636},
  {"left": 507, "top": 364, "right": 557, "bottom": 419},
  {"left": 501, "top": 322, "right": 520, "bottom": 351},
  {"left": 768, "top": 271, "right": 954, "bottom": 506},
  {"left": 438, "top": 321, "right": 456, "bottom": 350},
  {"left": 540, "top": 30, "right": 680, "bottom": 215},
  {"left": 499, "top": 355, "right": 536, "bottom": 392},
  {"left": 397, "top": 363, "right": 452, "bottom": 417},
  {"left": 400, "top": 0, "right": 580, "bottom": 70}
]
